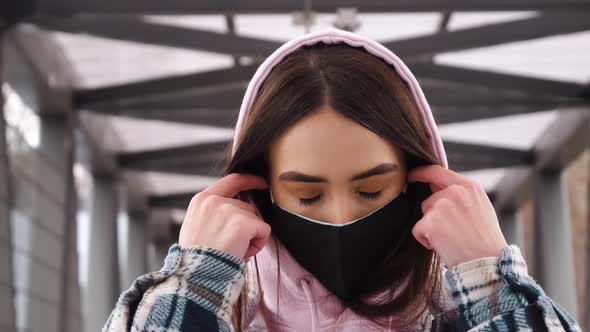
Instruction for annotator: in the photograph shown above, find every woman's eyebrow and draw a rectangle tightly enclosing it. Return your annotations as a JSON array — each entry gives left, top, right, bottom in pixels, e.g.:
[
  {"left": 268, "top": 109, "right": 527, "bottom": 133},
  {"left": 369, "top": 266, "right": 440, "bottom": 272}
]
[
  {"left": 350, "top": 163, "right": 398, "bottom": 181},
  {"left": 278, "top": 163, "right": 398, "bottom": 183},
  {"left": 278, "top": 172, "right": 327, "bottom": 183}
]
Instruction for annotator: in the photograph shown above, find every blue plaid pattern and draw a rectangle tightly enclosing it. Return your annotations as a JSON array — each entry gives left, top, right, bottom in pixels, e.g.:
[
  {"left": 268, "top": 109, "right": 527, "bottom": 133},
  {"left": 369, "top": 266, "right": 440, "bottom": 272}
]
[{"left": 103, "top": 244, "right": 581, "bottom": 331}]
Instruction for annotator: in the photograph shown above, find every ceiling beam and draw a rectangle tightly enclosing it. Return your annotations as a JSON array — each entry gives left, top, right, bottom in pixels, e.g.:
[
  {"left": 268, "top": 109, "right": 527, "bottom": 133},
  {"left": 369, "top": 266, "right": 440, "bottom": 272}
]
[
  {"left": 1, "top": 0, "right": 35, "bottom": 31},
  {"left": 491, "top": 108, "right": 590, "bottom": 211},
  {"left": 410, "top": 63, "right": 590, "bottom": 100},
  {"left": 74, "top": 65, "right": 257, "bottom": 107},
  {"left": 432, "top": 103, "right": 568, "bottom": 124},
  {"left": 445, "top": 141, "right": 534, "bottom": 172},
  {"left": 79, "top": 78, "right": 572, "bottom": 125},
  {"left": 82, "top": 80, "right": 563, "bottom": 110},
  {"left": 32, "top": 12, "right": 590, "bottom": 62},
  {"left": 83, "top": 85, "right": 246, "bottom": 109},
  {"left": 383, "top": 12, "right": 590, "bottom": 58},
  {"left": 84, "top": 103, "right": 561, "bottom": 126},
  {"left": 36, "top": 0, "right": 590, "bottom": 15},
  {"left": 533, "top": 108, "right": 590, "bottom": 171},
  {"left": 32, "top": 16, "right": 283, "bottom": 55},
  {"left": 117, "top": 140, "right": 230, "bottom": 176},
  {"left": 117, "top": 139, "right": 534, "bottom": 174},
  {"left": 74, "top": 61, "right": 589, "bottom": 107},
  {"left": 5, "top": 28, "right": 74, "bottom": 114},
  {"left": 82, "top": 108, "right": 239, "bottom": 127}
]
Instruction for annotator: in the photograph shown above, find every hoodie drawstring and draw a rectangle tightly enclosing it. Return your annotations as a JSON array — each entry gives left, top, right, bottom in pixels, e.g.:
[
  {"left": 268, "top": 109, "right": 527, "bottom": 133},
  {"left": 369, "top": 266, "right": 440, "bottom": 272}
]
[
  {"left": 299, "top": 278, "right": 320, "bottom": 332},
  {"left": 299, "top": 277, "right": 395, "bottom": 332}
]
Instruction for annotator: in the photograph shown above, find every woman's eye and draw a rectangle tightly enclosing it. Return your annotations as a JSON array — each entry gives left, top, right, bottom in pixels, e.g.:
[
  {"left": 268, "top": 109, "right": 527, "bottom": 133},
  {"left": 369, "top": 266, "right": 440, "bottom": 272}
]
[
  {"left": 298, "top": 191, "right": 382, "bottom": 206},
  {"left": 357, "top": 190, "right": 383, "bottom": 200},
  {"left": 299, "top": 194, "right": 322, "bottom": 206}
]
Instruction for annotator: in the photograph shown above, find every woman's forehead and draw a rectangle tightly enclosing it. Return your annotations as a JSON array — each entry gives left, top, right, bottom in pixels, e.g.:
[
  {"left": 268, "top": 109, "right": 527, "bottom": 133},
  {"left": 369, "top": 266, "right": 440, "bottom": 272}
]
[{"left": 269, "top": 105, "right": 404, "bottom": 177}]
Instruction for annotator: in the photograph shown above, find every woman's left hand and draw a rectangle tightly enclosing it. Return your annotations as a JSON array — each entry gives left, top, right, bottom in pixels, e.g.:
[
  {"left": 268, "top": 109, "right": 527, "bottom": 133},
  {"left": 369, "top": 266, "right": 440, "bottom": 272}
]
[{"left": 408, "top": 165, "right": 508, "bottom": 268}]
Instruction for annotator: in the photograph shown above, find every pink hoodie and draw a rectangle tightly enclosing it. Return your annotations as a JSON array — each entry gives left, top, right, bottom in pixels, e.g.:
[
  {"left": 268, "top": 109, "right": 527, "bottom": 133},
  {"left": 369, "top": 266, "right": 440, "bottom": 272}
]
[{"left": 233, "top": 28, "right": 449, "bottom": 332}]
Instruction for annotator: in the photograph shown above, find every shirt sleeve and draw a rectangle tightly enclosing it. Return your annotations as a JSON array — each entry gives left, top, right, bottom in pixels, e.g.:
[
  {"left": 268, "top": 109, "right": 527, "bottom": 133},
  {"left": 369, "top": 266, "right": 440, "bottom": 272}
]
[
  {"left": 432, "top": 245, "right": 582, "bottom": 331},
  {"left": 102, "top": 244, "right": 246, "bottom": 332}
]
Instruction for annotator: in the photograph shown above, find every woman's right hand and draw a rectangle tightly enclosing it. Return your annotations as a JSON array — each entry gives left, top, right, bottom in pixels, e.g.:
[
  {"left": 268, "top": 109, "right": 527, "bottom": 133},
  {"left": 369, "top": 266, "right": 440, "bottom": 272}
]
[{"left": 178, "top": 173, "right": 271, "bottom": 260}]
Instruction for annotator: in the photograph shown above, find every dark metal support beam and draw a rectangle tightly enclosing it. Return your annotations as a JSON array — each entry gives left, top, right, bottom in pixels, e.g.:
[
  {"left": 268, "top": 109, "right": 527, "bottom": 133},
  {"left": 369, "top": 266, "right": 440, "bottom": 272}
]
[
  {"left": 74, "top": 65, "right": 257, "bottom": 107},
  {"left": 32, "top": 12, "right": 590, "bottom": 63},
  {"left": 1, "top": 0, "right": 35, "bottom": 31},
  {"left": 35, "top": 0, "right": 590, "bottom": 15},
  {"left": 82, "top": 108, "right": 239, "bottom": 127},
  {"left": 85, "top": 103, "right": 560, "bottom": 126},
  {"left": 84, "top": 85, "right": 246, "bottom": 110},
  {"left": 32, "top": 16, "right": 283, "bottom": 56},
  {"left": 384, "top": 12, "right": 590, "bottom": 58},
  {"left": 143, "top": 112, "right": 588, "bottom": 209},
  {"left": 491, "top": 108, "right": 590, "bottom": 211},
  {"left": 74, "top": 61, "right": 588, "bottom": 108},
  {"left": 410, "top": 63, "right": 590, "bottom": 100},
  {"left": 81, "top": 79, "right": 563, "bottom": 111},
  {"left": 432, "top": 103, "right": 564, "bottom": 124},
  {"left": 117, "top": 139, "right": 534, "bottom": 175},
  {"left": 117, "top": 140, "right": 231, "bottom": 176},
  {"left": 533, "top": 108, "right": 590, "bottom": 171},
  {"left": 445, "top": 141, "right": 534, "bottom": 172}
]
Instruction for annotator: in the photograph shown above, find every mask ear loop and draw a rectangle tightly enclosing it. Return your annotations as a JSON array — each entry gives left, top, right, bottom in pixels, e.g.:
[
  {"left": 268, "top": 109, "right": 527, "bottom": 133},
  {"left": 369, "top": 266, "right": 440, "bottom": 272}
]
[{"left": 269, "top": 189, "right": 275, "bottom": 204}]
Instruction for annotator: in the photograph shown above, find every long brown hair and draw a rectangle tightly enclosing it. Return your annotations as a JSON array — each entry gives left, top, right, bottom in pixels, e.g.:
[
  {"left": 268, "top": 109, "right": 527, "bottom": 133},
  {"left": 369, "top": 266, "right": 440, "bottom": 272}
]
[{"left": 223, "top": 43, "right": 443, "bottom": 330}]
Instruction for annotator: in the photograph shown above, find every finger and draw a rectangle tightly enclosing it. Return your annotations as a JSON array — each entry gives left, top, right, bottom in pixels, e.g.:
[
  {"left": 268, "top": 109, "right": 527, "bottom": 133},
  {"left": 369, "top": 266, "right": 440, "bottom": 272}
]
[
  {"left": 221, "top": 204, "right": 263, "bottom": 224},
  {"left": 419, "top": 187, "right": 452, "bottom": 213},
  {"left": 244, "top": 220, "right": 272, "bottom": 258},
  {"left": 412, "top": 217, "right": 433, "bottom": 250},
  {"left": 218, "top": 196, "right": 258, "bottom": 215},
  {"left": 408, "top": 165, "right": 469, "bottom": 192},
  {"left": 204, "top": 173, "right": 268, "bottom": 198}
]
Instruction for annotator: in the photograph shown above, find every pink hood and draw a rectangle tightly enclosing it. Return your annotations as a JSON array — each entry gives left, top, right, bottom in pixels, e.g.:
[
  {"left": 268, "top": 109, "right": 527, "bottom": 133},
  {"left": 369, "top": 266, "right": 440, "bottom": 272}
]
[{"left": 232, "top": 28, "right": 448, "bottom": 331}]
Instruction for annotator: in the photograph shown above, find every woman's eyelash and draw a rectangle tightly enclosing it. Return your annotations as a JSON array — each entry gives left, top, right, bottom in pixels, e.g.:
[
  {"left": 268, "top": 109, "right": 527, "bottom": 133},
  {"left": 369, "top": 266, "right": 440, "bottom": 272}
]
[
  {"left": 299, "top": 195, "right": 322, "bottom": 206},
  {"left": 298, "top": 191, "right": 383, "bottom": 206},
  {"left": 357, "top": 190, "right": 383, "bottom": 200}
]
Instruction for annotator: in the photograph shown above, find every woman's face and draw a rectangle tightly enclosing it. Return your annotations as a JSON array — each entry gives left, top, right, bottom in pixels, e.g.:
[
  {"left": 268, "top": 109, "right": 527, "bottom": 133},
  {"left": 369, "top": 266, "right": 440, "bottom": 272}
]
[{"left": 269, "top": 104, "right": 407, "bottom": 224}]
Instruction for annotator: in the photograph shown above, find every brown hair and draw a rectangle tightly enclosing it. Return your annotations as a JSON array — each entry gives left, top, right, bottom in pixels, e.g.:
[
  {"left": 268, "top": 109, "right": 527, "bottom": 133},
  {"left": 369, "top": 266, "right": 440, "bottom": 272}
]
[{"left": 223, "top": 43, "right": 443, "bottom": 330}]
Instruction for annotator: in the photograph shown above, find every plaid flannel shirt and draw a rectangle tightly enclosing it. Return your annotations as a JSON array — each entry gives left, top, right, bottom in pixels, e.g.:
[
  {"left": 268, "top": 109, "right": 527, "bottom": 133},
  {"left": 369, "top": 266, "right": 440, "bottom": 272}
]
[{"left": 103, "top": 244, "right": 581, "bottom": 332}]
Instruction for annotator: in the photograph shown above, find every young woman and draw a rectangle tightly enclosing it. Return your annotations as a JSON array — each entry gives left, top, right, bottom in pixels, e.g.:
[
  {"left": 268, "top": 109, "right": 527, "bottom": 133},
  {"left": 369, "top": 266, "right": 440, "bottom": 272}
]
[{"left": 103, "top": 28, "right": 580, "bottom": 331}]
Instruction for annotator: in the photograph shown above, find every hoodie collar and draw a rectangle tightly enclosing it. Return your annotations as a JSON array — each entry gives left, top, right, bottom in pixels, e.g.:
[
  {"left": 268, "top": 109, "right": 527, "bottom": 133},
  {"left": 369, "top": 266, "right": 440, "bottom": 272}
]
[{"left": 232, "top": 27, "right": 447, "bottom": 168}]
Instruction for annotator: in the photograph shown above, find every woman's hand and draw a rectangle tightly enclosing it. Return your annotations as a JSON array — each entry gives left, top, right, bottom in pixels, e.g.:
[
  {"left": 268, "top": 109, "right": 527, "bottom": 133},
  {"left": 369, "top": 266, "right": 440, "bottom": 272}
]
[
  {"left": 179, "top": 173, "right": 271, "bottom": 260},
  {"left": 408, "top": 165, "right": 508, "bottom": 267}
]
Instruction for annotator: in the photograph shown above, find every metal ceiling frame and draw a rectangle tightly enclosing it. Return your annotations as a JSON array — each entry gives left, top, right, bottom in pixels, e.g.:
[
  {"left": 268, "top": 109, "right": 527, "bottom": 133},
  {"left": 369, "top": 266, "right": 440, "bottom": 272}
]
[
  {"left": 37, "top": 12, "right": 586, "bottom": 129},
  {"left": 117, "top": 139, "right": 535, "bottom": 175},
  {"left": 6, "top": 2, "right": 590, "bottom": 215},
  {"left": 491, "top": 108, "right": 590, "bottom": 211},
  {"left": 33, "top": 0, "right": 590, "bottom": 16},
  {"left": 71, "top": 63, "right": 585, "bottom": 107},
  {"left": 148, "top": 110, "right": 590, "bottom": 210},
  {"left": 31, "top": 12, "right": 590, "bottom": 57}
]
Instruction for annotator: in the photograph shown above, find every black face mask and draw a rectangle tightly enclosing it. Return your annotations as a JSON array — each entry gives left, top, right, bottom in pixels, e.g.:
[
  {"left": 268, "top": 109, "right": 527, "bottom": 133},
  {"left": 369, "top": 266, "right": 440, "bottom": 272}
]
[{"left": 250, "top": 181, "right": 432, "bottom": 301}]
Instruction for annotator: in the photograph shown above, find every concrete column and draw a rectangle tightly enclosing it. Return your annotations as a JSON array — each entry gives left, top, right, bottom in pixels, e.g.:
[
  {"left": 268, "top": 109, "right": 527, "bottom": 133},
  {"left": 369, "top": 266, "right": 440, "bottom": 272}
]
[
  {"left": 585, "top": 177, "right": 590, "bottom": 332},
  {"left": 85, "top": 174, "right": 119, "bottom": 332},
  {"left": 498, "top": 208, "right": 525, "bottom": 250},
  {"left": 3, "top": 35, "right": 83, "bottom": 332},
  {"left": 61, "top": 174, "right": 82, "bottom": 332},
  {"left": 120, "top": 210, "right": 148, "bottom": 289},
  {"left": 0, "top": 35, "right": 17, "bottom": 332},
  {"left": 534, "top": 169, "right": 578, "bottom": 318}
]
